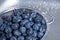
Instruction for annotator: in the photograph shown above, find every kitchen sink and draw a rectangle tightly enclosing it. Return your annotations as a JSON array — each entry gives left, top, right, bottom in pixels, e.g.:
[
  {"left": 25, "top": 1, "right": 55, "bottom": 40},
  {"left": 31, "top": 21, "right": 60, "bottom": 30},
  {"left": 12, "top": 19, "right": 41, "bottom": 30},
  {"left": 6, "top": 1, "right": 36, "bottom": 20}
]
[{"left": 0, "top": 0, "right": 60, "bottom": 40}]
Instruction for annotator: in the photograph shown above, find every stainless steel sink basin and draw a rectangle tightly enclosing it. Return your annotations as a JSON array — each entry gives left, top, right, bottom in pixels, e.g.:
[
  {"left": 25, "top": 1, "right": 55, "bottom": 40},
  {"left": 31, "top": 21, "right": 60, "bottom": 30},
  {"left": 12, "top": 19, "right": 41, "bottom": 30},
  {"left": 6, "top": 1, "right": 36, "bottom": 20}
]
[{"left": 0, "top": 0, "right": 60, "bottom": 40}]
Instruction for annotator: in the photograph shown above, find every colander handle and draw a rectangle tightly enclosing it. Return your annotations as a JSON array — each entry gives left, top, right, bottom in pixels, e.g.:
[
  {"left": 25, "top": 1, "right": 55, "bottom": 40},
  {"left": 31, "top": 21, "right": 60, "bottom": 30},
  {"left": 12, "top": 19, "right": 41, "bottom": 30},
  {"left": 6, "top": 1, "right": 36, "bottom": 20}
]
[{"left": 42, "top": 13, "right": 54, "bottom": 24}]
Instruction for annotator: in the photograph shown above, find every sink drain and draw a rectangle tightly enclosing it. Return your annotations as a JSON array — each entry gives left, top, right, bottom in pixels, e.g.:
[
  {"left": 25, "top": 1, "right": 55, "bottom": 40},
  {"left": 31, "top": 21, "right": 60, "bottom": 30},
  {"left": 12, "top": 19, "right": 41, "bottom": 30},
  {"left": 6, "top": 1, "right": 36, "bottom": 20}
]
[{"left": 0, "top": 8, "right": 47, "bottom": 40}]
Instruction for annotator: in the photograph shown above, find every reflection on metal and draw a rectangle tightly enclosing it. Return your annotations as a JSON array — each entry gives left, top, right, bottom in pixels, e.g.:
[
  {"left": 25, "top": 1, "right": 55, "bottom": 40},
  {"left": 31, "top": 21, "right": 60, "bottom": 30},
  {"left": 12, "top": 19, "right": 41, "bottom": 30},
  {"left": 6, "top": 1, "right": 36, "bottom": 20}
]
[{"left": 0, "top": 0, "right": 18, "bottom": 13}]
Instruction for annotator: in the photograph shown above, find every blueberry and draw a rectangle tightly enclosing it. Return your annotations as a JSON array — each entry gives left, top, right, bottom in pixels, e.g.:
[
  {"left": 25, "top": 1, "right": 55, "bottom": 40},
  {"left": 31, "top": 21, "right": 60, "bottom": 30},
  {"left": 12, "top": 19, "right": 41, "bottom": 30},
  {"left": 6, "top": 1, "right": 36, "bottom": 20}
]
[
  {"left": 39, "top": 25, "right": 46, "bottom": 33},
  {"left": 0, "top": 24, "right": 6, "bottom": 31},
  {"left": 31, "top": 11, "right": 37, "bottom": 17},
  {"left": 33, "top": 23, "right": 41, "bottom": 30},
  {"left": 42, "top": 29, "right": 46, "bottom": 32},
  {"left": 39, "top": 27, "right": 43, "bottom": 32},
  {"left": 19, "top": 26, "right": 26, "bottom": 33},
  {"left": 25, "top": 22, "right": 31, "bottom": 29},
  {"left": 32, "top": 31, "right": 37, "bottom": 37},
  {"left": 20, "top": 19, "right": 29, "bottom": 25},
  {"left": 25, "top": 21, "right": 34, "bottom": 29},
  {"left": 22, "top": 13, "right": 29, "bottom": 19},
  {"left": 27, "top": 28, "right": 33, "bottom": 35},
  {"left": 13, "top": 9, "right": 18, "bottom": 16},
  {"left": 5, "top": 16, "right": 12, "bottom": 21},
  {"left": 7, "top": 22, "right": 12, "bottom": 26},
  {"left": 6, "top": 33, "right": 12, "bottom": 38},
  {"left": 5, "top": 26, "right": 12, "bottom": 33},
  {"left": 29, "top": 17, "right": 33, "bottom": 21},
  {"left": 2, "top": 16, "right": 7, "bottom": 20},
  {"left": 0, "top": 19, "right": 3, "bottom": 26},
  {"left": 13, "top": 9, "right": 22, "bottom": 16},
  {"left": 26, "top": 36, "right": 32, "bottom": 40},
  {"left": 16, "top": 16, "right": 22, "bottom": 22},
  {"left": 13, "top": 16, "right": 22, "bottom": 23},
  {"left": 22, "top": 33, "right": 27, "bottom": 36},
  {"left": 18, "top": 36, "right": 24, "bottom": 40},
  {"left": 10, "top": 36, "right": 17, "bottom": 40},
  {"left": 34, "top": 14, "right": 43, "bottom": 23},
  {"left": 30, "top": 22, "right": 34, "bottom": 26},
  {"left": 41, "top": 19, "right": 46, "bottom": 25},
  {"left": 37, "top": 32, "right": 44, "bottom": 38},
  {"left": 11, "top": 23, "right": 19, "bottom": 30},
  {"left": 32, "top": 37, "right": 37, "bottom": 40},
  {"left": 2, "top": 15, "right": 12, "bottom": 22},
  {"left": 13, "top": 30, "right": 21, "bottom": 37}
]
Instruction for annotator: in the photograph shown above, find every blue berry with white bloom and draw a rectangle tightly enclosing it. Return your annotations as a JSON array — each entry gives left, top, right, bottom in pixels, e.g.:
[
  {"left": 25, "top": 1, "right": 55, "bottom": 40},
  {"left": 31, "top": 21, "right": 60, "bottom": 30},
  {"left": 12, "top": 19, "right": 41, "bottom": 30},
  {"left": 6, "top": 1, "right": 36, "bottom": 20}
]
[
  {"left": 32, "top": 31, "right": 37, "bottom": 37},
  {"left": 29, "top": 17, "right": 33, "bottom": 21},
  {"left": 5, "top": 26, "right": 12, "bottom": 33},
  {"left": 0, "top": 19, "right": 3, "bottom": 26},
  {"left": 0, "top": 24, "right": 6, "bottom": 31},
  {"left": 30, "top": 22, "right": 34, "bottom": 26},
  {"left": 20, "top": 19, "right": 29, "bottom": 25},
  {"left": 5, "top": 16, "right": 12, "bottom": 21},
  {"left": 26, "top": 36, "right": 32, "bottom": 40},
  {"left": 22, "top": 13, "right": 29, "bottom": 19},
  {"left": 31, "top": 11, "right": 37, "bottom": 17},
  {"left": 25, "top": 22, "right": 31, "bottom": 29},
  {"left": 18, "top": 36, "right": 24, "bottom": 40},
  {"left": 11, "top": 23, "right": 19, "bottom": 30},
  {"left": 10, "top": 36, "right": 17, "bottom": 40},
  {"left": 2, "top": 15, "right": 11, "bottom": 22},
  {"left": 38, "top": 32, "right": 44, "bottom": 38},
  {"left": 41, "top": 19, "right": 46, "bottom": 25},
  {"left": 13, "top": 16, "right": 22, "bottom": 23},
  {"left": 34, "top": 14, "right": 43, "bottom": 23},
  {"left": 33, "top": 23, "right": 41, "bottom": 30},
  {"left": 6, "top": 33, "right": 12, "bottom": 38},
  {"left": 22, "top": 33, "right": 27, "bottom": 36},
  {"left": 19, "top": 26, "right": 26, "bottom": 33},
  {"left": 27, "top": 28, "right": 33, "bottom": 35},
  {"left": 32, "top": 37, "right": 37, "bottom": 40},
  {"left": 13, "top": 9, "right": 22, "bottom": 16},
  {"left": 13, "top": 30, "right": 21, "bottom": 37}
]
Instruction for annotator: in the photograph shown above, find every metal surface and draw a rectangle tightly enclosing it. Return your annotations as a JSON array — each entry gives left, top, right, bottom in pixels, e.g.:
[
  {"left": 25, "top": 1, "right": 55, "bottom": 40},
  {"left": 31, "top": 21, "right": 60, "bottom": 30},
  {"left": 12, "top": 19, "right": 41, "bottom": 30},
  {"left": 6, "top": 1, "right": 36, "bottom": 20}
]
[{"left": 0, "top": 0, "right": 60, "bottom": 40}]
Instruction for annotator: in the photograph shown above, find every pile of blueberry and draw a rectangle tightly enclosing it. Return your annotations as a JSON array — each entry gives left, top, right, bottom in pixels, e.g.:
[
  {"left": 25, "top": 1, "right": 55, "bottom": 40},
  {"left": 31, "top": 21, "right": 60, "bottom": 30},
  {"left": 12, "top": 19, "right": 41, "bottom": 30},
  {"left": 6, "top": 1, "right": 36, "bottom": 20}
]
[{"left": 0, "top": 8, "right": 47, "bottom": 40}]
